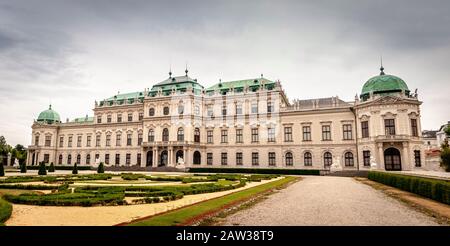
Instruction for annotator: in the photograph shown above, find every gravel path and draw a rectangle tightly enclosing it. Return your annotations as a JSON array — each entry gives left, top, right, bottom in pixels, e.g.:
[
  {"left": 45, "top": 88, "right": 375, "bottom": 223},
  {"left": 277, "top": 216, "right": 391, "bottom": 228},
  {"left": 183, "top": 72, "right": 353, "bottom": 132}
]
[{"left": 220, "top": 176, "right": 441, "bottom": 226}]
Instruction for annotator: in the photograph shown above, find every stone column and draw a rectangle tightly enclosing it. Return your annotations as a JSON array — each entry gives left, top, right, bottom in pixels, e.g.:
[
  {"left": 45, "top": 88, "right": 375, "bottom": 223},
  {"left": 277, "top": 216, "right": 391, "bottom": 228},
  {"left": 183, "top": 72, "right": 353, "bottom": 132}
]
[
  {"left": 185, "top": 148, "right": 190, "bottom": 166},
  {"left": 154, "top": 147, "right": 158, "bottom": 167},
  {"left": 168, "top": 147, "right": 173, "bottom": 167},
  {"left": 7, "top": 153, "right": 11, "bottom": 166},
  {"left": 141, "top": 148, "right": 147, "bottom": 168},
  {"left": 402, "top": 142, "right": 410, "bottom": 171},
  {"left": 377, "top": 143, "right": 384, "bottom": 170}
]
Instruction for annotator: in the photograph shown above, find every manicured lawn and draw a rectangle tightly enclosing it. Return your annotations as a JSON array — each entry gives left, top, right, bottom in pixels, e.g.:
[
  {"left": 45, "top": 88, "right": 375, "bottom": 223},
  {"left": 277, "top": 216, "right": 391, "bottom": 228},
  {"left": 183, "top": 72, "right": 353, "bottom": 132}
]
[
  {"left": 0, "top": 197, "right": 13, "bottom": 226},
  {"left": 127, "top": 176, "right": 297, "bottom": 226}
]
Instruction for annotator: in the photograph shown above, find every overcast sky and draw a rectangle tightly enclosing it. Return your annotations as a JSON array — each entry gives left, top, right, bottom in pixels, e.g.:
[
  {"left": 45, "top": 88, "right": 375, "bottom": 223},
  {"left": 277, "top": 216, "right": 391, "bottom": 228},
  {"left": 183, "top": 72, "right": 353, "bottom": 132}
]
[{"left": 1, "top": 0, "right": 449, "bottom": 146}]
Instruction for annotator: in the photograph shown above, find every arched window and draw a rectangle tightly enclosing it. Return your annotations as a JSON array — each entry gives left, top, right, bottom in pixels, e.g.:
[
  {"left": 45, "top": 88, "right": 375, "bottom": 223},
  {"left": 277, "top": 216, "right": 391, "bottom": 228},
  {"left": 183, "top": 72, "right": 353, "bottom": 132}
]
[
  {"left": 67, "top": 154, "right": 72, "bottom": 165},
  {"left": 177, "top": 127, "right": 184, "bottom": 141},
  {"left": 344, "top": 152, "right": 354, "bottom": 166},
  {"left": 86, "top": 154, "right": 91, "bottom": 165},
  {"left": 162, "top": 128, "right": 169, "bottom": 142},
  {"left": 148, "top": 129, "right": 154, "bottom": 142},
  {"left": 76, "top": 154, "right": 81, "bottom": 165},
  {"left": 149, "top": 108, "right": 155, "bottom": 116},
  {"left": 178, "top": 104, "right": 184, "bottom": 115},
  {"left": 163, "top": 106, "right": 170, "bottom": 115},
  {"left": 285, "top": 152, "right": 293, "bottom": 166},
  {"left": 324, "top": 152, "right": 332, "bottom": 167},
  {"left": 58, "top": 154, "right": 63, "bottom": 165},
  {"left": 193, "top": 151, "right": 201, "bottom": 165},
  {"left": 304, "top": 152, "right": 312, "bottom": 166},
  {"left": 194, "top": 128, "right": 200, "bottom": 143}
]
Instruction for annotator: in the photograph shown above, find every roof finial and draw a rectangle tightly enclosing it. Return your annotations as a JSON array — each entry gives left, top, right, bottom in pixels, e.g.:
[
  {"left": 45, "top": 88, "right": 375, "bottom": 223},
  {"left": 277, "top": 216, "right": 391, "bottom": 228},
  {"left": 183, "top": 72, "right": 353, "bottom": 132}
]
[
  {"left": 185, "top": 62, "right": 188, "bottom": 76},
  {"left": 380, "top": 55, "right": 385, "bottom": 75},
  {"left": 261, "top": 73, "right": 263, "bottom": 78},
  {"left": 49, "top": 104, "right": 52, "bottom": 110},
  {"left": 169, "top": 63, "right": 172, "bottom": 78}
]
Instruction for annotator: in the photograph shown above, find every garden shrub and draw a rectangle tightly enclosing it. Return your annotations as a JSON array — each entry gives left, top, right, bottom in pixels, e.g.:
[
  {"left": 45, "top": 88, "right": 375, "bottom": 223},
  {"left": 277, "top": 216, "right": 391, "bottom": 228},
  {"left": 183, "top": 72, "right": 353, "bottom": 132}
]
[
  {"left": 0, "top": 163, "right": 4, "bottom": 177},
  {"left": 368, "top": 171, "right": 450, "bottom": 205},
  {"left": 38, "top": 162, "right": 47, "bottom": 176},
  {"left": 20, "top": 163, "right": 27, "bottom": 173},
  {"left": 72, "top": 163, "right": 78, "bottom": 175},
  {"left": 97, "top": 162, "right": 105, "bottom": 174},
  {"left": 0, "top": 198, "right": 12, "bottom": 224},
  {"left": 188, "top": 167, "right": 320, "bottom": 175},
  {"left": 48, "top": 162, "right": 55, "bottom": 172}
]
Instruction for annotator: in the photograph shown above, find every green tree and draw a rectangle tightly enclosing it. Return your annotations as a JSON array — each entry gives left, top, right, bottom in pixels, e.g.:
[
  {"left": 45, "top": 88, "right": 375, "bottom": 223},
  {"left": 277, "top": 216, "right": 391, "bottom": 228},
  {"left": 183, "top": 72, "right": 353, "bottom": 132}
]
[
  {"left": 0, "top": 162, "right": 4, "bottom": 177},
  {"left": 97, "top": 162, "right": 105, "bottom": 174},
  {"left": 441, "top": 126, "right": 450, "bottom": 172},
  {"left": 48, "top": 162, "right": 55, "bottom": 172},
  {"left": 13, "top": 144, "right": 27, "bottom": 165},
  {"left": 38, "top": 162, "right": 47, "bottom": 175},
  {"left": 72, "top": 163, "right": 78, "bottom": 175}
]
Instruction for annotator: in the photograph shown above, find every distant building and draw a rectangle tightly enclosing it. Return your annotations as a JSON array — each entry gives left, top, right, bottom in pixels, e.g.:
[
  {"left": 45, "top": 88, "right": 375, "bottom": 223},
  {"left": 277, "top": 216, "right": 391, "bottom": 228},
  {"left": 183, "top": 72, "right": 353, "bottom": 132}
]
[
  {"left": 422, "top": 130, "right": 438, "bottom": 150},
  {"left": 436, "top": 122, "right": 450, "bottom": 146},
  {"left": 27, "top": 65, "right": 427, "bottom": 171}
]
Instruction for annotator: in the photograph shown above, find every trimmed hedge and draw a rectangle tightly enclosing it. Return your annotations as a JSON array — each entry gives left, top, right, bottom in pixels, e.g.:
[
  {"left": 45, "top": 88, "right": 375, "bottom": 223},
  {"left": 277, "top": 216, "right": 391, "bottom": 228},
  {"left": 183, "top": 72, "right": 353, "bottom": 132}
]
[
  {"left": 368, "top": 171, "right": 450, "bottom": 205},
  {"left": 3, "top": 192, "right": 125, "bottom": 207},
  {"left": 0, "top": 183, "right": 62, "bottom": 190},
  {"left": 0, "top": 198, "right": 12, "bottom": 225},
  {"left": 188, "top": 167, "right": 320, "bottom": 175},
  {"left": 26, "top": 165, "right": 93, "bottom": 171}
]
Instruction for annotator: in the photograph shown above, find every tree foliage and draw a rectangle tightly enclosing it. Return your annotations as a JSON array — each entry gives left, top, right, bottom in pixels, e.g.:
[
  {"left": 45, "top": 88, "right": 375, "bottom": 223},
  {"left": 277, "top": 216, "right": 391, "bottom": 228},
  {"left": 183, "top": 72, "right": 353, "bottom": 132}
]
[
  {"left": 441, "top": 126, "right": 450, "bottom": 172},
  {"left": 38, "top": 162, "right": 47, "bottom": 175}
]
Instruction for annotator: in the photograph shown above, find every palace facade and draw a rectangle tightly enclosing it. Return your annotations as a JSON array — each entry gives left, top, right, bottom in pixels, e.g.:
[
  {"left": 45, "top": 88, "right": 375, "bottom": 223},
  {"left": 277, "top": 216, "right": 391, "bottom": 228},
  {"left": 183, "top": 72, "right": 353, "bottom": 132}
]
[{"left": 27, "top": 66, "right": 425, "bottom": 171}]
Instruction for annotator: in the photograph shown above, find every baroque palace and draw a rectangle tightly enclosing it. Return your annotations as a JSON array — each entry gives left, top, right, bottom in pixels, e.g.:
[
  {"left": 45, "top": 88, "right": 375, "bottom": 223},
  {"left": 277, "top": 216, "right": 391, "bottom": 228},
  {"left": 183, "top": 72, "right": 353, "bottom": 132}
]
[{"left": 27, "top": 65, "right": 424, "bottom": 171}]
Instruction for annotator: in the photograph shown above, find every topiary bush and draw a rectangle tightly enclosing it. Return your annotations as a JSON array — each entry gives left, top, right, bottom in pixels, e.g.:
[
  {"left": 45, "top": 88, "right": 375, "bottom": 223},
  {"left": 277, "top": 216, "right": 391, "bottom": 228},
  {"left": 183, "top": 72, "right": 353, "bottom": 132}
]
[
  {"left": 97, "top": 162, "right": 105, "bottom": 174},
  {"left": 20, "top": 163, "right": 27, "bottom": 173},
  {"left": 48, "top": 162, "right": 55, "bottom": 172},
  {"left": 38, "top": 162, "right": 47, "bottom": 176},
  {"left": 368, "top": 171, "right": 450, "bottom": 205},
  {"left": 72, "top": 163, "right": 78, "bottom": 175},
  {"left": 0, "top": 163, "right": 4, "bottom": 177}
]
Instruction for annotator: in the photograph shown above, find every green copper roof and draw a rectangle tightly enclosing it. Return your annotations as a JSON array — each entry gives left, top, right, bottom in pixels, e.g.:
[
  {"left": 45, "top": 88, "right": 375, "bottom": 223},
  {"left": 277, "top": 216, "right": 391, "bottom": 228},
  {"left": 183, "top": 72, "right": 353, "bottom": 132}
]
[
  {"left": 150, "top": 75, "right": 204, "bottom": 96},
  {"left": 361, "top": 70, "right": 409, "bottom": 97},
  {"left": 37, "top": 105, "right": 61, "bottom": 123},
  {"left": 71, "top": 116, "right": 94, "bottom": 123},
  {"left": 101, "top": 91, "right": 145, "bottom": 106},
  {"left": 206, "top": 78, "right": 275, "bottom": 93}
]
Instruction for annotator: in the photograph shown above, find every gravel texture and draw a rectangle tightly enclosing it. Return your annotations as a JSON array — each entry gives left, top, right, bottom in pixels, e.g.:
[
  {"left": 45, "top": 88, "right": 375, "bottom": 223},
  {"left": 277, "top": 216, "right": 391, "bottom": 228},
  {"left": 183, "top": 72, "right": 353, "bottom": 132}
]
[{"left": 221, "top": 176, "right": 441, "bottom": 226}]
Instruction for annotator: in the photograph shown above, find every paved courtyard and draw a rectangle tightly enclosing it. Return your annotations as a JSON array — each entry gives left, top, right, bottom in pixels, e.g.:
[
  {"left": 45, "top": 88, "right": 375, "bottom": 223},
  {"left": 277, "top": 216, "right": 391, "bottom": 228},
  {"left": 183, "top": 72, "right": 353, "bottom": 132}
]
[{"left": 220, "top": 176, "right": 441, "bottom": 226}]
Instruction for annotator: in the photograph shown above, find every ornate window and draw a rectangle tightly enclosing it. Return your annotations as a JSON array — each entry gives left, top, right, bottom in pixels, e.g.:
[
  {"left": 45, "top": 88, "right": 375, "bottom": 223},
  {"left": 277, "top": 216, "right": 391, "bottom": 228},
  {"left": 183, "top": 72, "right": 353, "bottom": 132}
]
[
  {"left": 178, "top": 104, "right": 184, "bottom": 115},
  {"left": 105, "top": 154, "right": 110, "bottom": 165},
  {"left": 267, "top": 127, "right": 275, "bottom": 142},
  {"left": 96, "top": 135, "right": 101, "bottom": 147},
  {"left": 149, "top": 108, "right": 155, "bottom": 116},
  {"left": 117, "top": 114, "right": 122, "bottom": 123},
  {"left": 251, "top": 102, "right": 258, "bottom": 114},
  {"left": 86, "top": 136, "right": 91, "bottom": 147},
  {"left": 86, "top": 154, "right": 91, "bottom": 165},
  {"left": 139, "top": 112, "right": 143, "bottom": 121},
  {"left": 45, "top": 136, "right": 51, "bottom": 147},
  {"left": 97, "top": 115, "right": 102, "bottom": 123},
  {"left": 361, "top": 121, "right": 369, "bottom": 138},
  {"left": 138, "top": 133, "right": 143, "bottom": 146},
  {"left": 411, "top": 119, "right": 418, "bottom": 137},
  {"left": 284, "top": 127, "right": 293, "bottom": 142},
  {"left": 67, "top": 154, "right": 72, "bottom": 165},
  {"left": 76, "top": 154, "right": 81, "bottom": 165},
  {"left": 303, "top": 126, "right": 311, "bottom": 141},
  {"left": 194, "top": 128, "right": 200, "bottom": 143},
  {"left": 194, "top": 105, "right": 200, "bottom": 115},
  {"left": 148, "top": 129, "right": 154, "bottom": 142},
  {"left": 107, "top": 114, "right": 112, "bottom": 123},
  {"left": 127, "top": 113, "right": 133, "bottom": 122},
  {"left": 207, "top": 130, "right": 213, "bottom": 143},
  {"left": 252, "top": 152, "right": 259, "bottom": 166},
  {"left": 269, "top": 152, "right": 276, "bottom": 166},
  {"left": 343, "top": 124, "right": 353, "bottom": 140},
  {"left": 385, "top": 119, "right": 396, "bottom": 135},
  {"left": 127, "top": 134, "right": 132, "bottom": 146},
  {"left": 207, "top": 153, "right": 213, "bottom": 165},
  {"left": 344, "top": 152, "right": 354, "bottom": 166},
  {"left": 323, "top": 152, "right": 332, "bottom": 167},
  {"left": 236, "top": 104, "right": 242, "bottom": 115},
  {"left": 116, "top": 134, "right": 121, "bottom": 146},
  {"left": 137, "top": 153, "right": 141, "bottom": 165},
  {"left": 126, "top": 153, "right": 131, "bottom": 166},
  {"left": 77, "top": 136, "right": 82, "bottom": 147},
  {"left": 163, "top": 106, "right": 170, "bottom": 116},
  {"left": 177, "top": 128, "right": 184, "bottom": 141},
  {"left": 162, "top": 128, "right": 169, "bottom": 142},
  {"left": 322, "top": 125, "right": 331, "bottom": 141},
  {"left": 267, "top": 102, "right": 274, "bottom": 113},
  {"left": 285, "top": 152, "right": 293, "bottom": 166},
  {"left": 251, "top": 128, "right": 259, "bottom": 143},
  {"left": 304, "top": 152, "right": 312, "bottom": 166},
  {"left": 115, "top": 154, "right": 120, "bottom": 166},
  {"left": 363, "top": 151, "right": 371, "bottom": 166},
  {"left": 59, "top": 136, "right": 64, "bottom": 147},
  {"left": 68, "top": 136, "right": 72, "bottom": 147},
  {"left": 35, "top": 135, "right": 40, "bottom": 146},
  {"left": 414, "top": 150, "right": 421, "bottom": 167},
  {"left": 58, "top": 154, "right": 63, "bottom": 165},
  {"left": 236, "top": 152, "right": 243, "bottom": 165},
  {"left": 221, "top": 130, "right": 228, "bottom": 143},
  {"left": 236, "top": 129, "right": 243, "bottom": 143},
  {"left": 193, "top": 151, "right": 201, "bottom": 165},
  {"left": 221, "top": 153, "right": 227, "bottom": 165}
]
